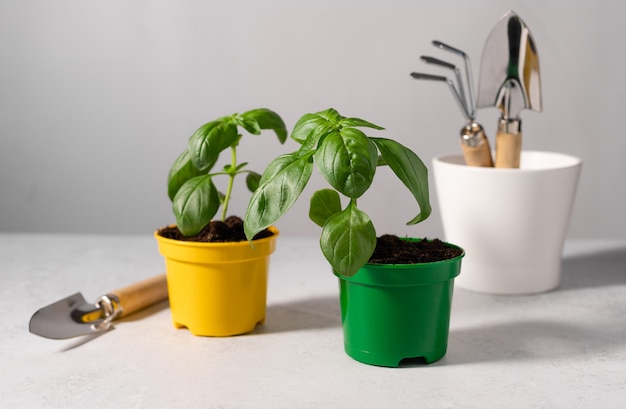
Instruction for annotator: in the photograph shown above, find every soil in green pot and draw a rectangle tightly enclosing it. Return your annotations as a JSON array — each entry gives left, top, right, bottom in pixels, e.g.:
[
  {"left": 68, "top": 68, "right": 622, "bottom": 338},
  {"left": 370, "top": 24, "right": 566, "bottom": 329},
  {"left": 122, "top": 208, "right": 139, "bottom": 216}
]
[
  {"left": 369, "top": 235, "right": 463, "bottom": 264},
  {"left": 157, "top": 216, "right": 274, "bottom": 243}
]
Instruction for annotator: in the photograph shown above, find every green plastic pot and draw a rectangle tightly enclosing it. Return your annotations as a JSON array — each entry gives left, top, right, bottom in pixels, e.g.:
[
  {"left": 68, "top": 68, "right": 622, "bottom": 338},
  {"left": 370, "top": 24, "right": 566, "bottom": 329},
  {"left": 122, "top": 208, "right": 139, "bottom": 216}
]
[{"left": 336, "top": 240, "right": 464, "bottom": 367}]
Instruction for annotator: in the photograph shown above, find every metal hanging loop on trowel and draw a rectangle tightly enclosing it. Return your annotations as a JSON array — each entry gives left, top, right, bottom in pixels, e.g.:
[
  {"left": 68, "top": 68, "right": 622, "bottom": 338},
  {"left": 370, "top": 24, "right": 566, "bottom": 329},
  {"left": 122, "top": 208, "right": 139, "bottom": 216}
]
[
  {"left": 29, "top": 274, "right": 168, "bottom": 339},
  {"left": 476, "top": 10, "right": 542, "bottom": 168}
]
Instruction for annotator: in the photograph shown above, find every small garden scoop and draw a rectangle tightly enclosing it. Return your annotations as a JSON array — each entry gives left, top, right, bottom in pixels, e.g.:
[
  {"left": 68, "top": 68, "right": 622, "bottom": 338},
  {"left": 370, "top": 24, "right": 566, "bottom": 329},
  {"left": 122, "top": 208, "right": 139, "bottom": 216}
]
[
  {"left": 29, "top": 274, "right": 168, "bottom": 339},
  {"left": 476, "top": 10, "right": 542, "bottom": 168}
]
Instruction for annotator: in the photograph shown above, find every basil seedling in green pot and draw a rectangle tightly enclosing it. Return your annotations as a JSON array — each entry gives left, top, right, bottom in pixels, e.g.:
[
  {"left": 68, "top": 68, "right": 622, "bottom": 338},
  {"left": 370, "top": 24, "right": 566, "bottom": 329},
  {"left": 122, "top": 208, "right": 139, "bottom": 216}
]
[
  {"left": 245, "top": 108, "right": 464, "bottom": 367},
  {"left": 244, "top": 107, "right": 432, "bottom": 277}
]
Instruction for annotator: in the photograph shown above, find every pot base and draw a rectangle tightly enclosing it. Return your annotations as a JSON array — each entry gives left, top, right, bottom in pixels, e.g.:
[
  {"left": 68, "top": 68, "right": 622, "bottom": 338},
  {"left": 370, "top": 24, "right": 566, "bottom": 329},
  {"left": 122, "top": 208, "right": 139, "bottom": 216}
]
[
  {"left": 345, "top": 344, "right": 447, "bottom": 367},
  {"left": 173, "top": 318, "right": 265, "bottom": 337}
]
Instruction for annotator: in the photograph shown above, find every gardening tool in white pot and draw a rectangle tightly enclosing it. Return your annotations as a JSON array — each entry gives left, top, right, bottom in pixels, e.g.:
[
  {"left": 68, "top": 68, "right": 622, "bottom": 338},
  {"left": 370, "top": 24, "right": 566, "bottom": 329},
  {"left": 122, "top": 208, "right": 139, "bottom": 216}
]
[
  {"left": 411, "top": 41, "right": 493, "bottom": 167},
  {"left": 476, "top": 10, "right": 542, "bottom": 168},
  {"left": 432, "top": 12, "right": 580, "bottom": 295}
]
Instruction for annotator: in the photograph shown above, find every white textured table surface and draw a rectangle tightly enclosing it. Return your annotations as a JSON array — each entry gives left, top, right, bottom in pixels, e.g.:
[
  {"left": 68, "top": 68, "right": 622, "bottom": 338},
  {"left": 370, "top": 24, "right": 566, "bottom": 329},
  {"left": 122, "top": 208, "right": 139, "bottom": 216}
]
[{"left": 2, "top": 234, "right": 626, "bottom": 408}]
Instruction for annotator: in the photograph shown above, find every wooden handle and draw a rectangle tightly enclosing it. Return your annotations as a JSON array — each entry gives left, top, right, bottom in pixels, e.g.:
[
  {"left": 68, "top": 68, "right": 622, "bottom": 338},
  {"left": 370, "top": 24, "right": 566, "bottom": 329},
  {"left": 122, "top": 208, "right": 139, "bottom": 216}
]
[
  {"left": 460, "top": 122, "right": 494, "bottom": 167},
  {"left": 461, "top": 139, "right": 493, "bottom": 167},
  {"left": 495, "top": 119, "right": 522, "bottom": 168},
  {"left": 111, "top": 274, "right": 168, "bottom": 318}
]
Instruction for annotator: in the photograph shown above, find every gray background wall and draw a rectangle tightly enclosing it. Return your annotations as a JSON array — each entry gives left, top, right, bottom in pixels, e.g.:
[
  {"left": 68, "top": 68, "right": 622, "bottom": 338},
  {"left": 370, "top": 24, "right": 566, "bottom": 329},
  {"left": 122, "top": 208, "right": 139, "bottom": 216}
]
[{"left": 1, "top": 0, "right": 624, "bottom": 238}]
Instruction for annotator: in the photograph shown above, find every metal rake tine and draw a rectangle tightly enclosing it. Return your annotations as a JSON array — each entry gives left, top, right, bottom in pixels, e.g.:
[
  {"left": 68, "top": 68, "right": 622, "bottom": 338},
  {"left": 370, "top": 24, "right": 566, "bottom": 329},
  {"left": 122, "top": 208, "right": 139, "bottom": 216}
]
[
  {"left": 432, "top": 40, "right": 476, "bottom": 119},
  {"left": 420, "top": 55, "right": 468, "bottom": 118},
  {"left": 410, "top": 72, "right": 471, "bottom": 121}
]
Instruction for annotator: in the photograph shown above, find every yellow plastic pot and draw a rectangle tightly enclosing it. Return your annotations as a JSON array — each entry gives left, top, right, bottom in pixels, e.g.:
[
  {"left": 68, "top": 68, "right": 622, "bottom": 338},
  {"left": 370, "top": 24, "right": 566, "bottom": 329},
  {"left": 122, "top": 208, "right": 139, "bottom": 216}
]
[{"left": 154, "top": 227, "right": 278, "bottom": 337}]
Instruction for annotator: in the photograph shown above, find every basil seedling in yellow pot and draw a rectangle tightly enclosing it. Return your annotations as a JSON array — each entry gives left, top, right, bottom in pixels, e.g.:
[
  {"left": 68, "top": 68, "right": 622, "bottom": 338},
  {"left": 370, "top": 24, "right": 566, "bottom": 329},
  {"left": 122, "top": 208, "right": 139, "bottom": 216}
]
[
  {"left": 155, "top": 108, "right": 286, "bottom": 337},
  {"left": 245, "top": 108, "right": 464, "bottom": 366}
]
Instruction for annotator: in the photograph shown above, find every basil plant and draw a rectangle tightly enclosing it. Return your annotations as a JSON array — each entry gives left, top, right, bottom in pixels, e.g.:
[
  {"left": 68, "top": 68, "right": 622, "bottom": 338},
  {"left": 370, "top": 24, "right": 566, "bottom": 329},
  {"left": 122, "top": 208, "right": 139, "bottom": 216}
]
[
  {"left": 167, "top": 108, "right": 287, "bottom": 236},
  {"left": 244, "top": 108, "right": 431, "bottom": 277}
]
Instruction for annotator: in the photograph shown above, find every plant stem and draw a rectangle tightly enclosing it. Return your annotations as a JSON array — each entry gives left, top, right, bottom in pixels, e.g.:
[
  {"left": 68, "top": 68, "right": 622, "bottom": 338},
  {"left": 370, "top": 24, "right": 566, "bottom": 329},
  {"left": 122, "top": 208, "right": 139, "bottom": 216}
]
[{"left": 221, "top": 145, "right": 237, "bottom": 221}]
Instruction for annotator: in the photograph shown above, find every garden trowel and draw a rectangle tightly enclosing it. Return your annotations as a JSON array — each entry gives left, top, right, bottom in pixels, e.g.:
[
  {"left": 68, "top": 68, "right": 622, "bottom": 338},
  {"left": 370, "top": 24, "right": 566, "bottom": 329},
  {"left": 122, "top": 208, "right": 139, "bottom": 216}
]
[
  {"left": 476, "top": 10, "right": 542, "bottom": 168},
  {"left": 29, "top": 274, "right": 168, "bottom": 339}
]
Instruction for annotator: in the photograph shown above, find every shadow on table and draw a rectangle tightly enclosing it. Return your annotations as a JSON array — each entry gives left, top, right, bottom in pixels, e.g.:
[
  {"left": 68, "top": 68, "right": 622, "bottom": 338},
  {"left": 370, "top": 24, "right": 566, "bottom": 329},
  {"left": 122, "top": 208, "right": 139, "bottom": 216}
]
[
  {"left": 254, "top": 296, "right": 341, "bottom": 334},
  {"left": 559, "top": 246, "right": 626, "bottom": 291},
  {"left": 443, "top": 318, "right": 622, "bottom": 365},
  {"left": 126, "top": 296, "right": 342, "bottom": 335},
  {"left": 442, "top": 247, "right": 626, "bottom": 366}
]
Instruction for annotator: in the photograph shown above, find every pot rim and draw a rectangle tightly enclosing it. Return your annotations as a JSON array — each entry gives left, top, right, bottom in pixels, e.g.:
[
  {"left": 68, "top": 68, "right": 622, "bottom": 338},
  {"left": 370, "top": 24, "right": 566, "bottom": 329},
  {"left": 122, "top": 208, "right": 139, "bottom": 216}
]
[
  {"left": 335, "top": 239, "right": 464, "bottom": 287},
  {"left": 154, "top": 225, "right": 279, "bottom": 248},
  {"left": 433, "top": 150, "right": 582, "bottom": 173}
]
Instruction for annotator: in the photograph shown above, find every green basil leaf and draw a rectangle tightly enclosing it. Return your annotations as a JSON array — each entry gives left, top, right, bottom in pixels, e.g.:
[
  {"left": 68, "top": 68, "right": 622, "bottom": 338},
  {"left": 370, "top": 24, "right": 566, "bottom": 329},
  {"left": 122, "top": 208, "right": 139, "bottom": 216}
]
[
  {"left": 309, "top": 189, "right": 342, "bottom": 227},
  {"left": 339, "top": 117, "right": 385, "bottom": 130},
  {"left": 320, "top": 201, "right": 376, "bottom": 277},
  {"left": 245, "top": 171, "right": 261, "bottom": 193},
  {"left": 371, "top": 137, "right": 431, "bottom": 225},
  {"left": 315, "top": 128, "right": 378, "bottom": 198},
  {"left": 315, "top": 108, "right": 342, "bottom": 124},
  {"left": 296, "top": 124, "right": 334, "bottom": 157},
  {"left": 291, "top": 113, "right": 331, "bottom": 144},
  {"left": 235, "top": 162, "right": 249, "bottom": 171},
  {"left": 223, "top": 162, "right": 249, "bottom": 174},
  {"left": 167, "top": 149, "right": 205, "bottom": 201},
  {"left": 238, "top": 117, "right": 261, "bottom": 135},
  {"left": 188, "top": 121, "right": 238, "bottom": 172},
  {"left": 172, "top": 175, "right": 220, "bottom": 236},
  {"left": 241, "top": 108, "right": 287, "bottom": 143},
  {"left": 244, "top": 152, "right": 314, "bottom": 239}
]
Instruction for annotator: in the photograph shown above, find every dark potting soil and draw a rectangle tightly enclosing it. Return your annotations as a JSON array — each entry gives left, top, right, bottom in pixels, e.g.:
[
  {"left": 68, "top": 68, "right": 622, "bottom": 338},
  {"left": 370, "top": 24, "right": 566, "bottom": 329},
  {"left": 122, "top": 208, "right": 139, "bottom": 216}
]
[
  {"left": 157, "top": 216, "right": 274, "bottom": 243},
  {"left": 368, "top": 234, "right": 463, "bottom": 264},
  {"left": 158, "top": 218, "right": 460, "bottom": 263}
]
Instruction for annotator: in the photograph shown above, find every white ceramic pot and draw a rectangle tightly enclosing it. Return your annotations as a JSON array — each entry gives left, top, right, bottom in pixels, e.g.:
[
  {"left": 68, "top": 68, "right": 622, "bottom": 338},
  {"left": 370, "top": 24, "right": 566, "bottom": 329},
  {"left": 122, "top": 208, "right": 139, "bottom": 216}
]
[{"left": 432, "top": 151, "right": 582, "bottom": 294}]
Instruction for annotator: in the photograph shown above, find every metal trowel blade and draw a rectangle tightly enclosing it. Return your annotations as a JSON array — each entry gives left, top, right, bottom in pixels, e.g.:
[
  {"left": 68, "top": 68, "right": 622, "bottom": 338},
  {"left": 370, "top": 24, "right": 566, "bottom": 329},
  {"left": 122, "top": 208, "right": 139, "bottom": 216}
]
[
  {"left": 476, "top": 10, "right": 542, "bottom": 118},
  {"left": 29, "top": 293, "right": 109, "bottom": 339}
]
